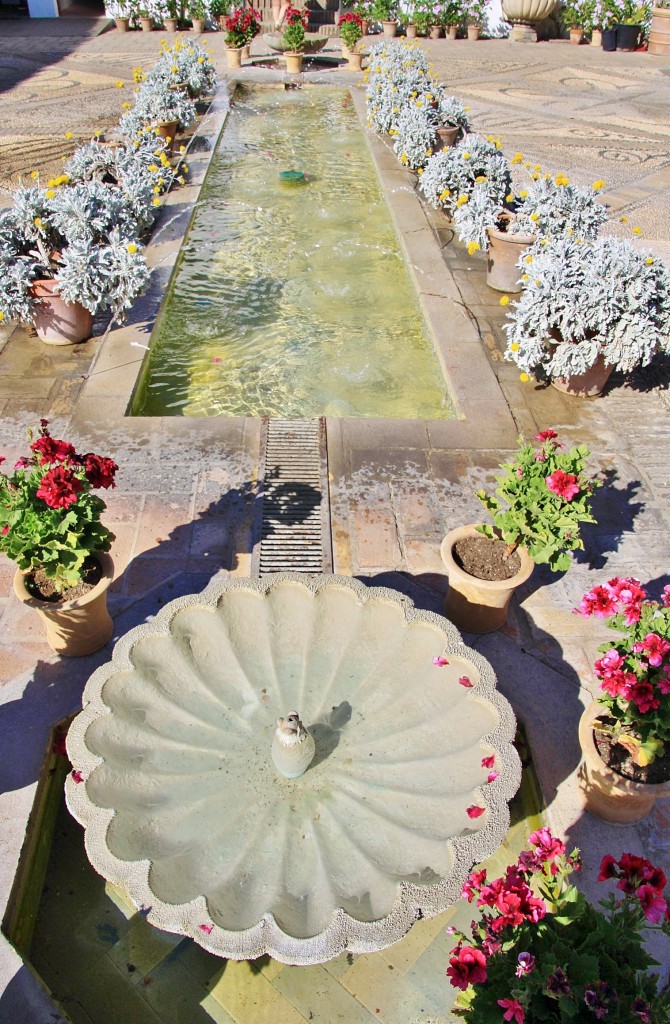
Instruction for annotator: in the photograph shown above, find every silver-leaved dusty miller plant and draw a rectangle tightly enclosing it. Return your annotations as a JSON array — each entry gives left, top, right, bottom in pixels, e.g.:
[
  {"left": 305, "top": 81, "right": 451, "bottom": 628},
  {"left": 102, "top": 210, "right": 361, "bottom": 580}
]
[
  {"left": 365, "top": 41, "right": 432, "bottom": 134},
  {"left": 420, "top": 133, "right": 511, "bottom": 215},
  {"left": 119, "top": 81, "right": 195, "bottom": 140},
  {"left": 392, "top": 95, "right": 440, "bottom": 170},
  {"left": 146, "top": 40, "right": 217, "bottom": 98},
  {"left": 503, "top": 236, "right": 670, "bottom": 379}
]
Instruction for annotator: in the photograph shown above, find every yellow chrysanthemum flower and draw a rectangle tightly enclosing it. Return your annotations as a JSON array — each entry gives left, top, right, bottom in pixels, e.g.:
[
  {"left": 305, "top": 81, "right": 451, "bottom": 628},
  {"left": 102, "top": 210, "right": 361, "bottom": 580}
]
[
  {"left": 505, "top": 193, "right": 514, "bottom": 203},
  {"left": 462, "top": 151, "right": 471, "bottom": 160},
  {"left": 592, "top": 179, "right": 605, "bottom": 190},
  {"left": 0, "top": 312, "right": 4, "bottom": 321},
  {"left": 179, "top": 145, "right": 186, "bottom": 153},
  {"left": 30, "top": 170, "right": 39, "bottom": 179},
  {"left": 33, "top": 217, "right": 43, "bottom": 230},
  {"left": 510, "top": 342, "right": 520, "bottom": 351},
  {"left": 520, "top": 372, "right": 529, "bottom": 382},
  {"left": 122, "top": 102, "right": 132, "bottom": 109},
  {"left": 148, "top": 164, "right": 159, "bottom": 172},
  {"left": 632, "top": 226, "right": 642, "bottom": 235},
  {"left": 646, "top": 257, "right": 654, "bottom": 265},
  {"left": 475, "top": 175, "right": 487, "bottom": 183},
  {"left": 153, "top": 197, "right": 162, "bottom": 206},
  {"left": 439, "top": 189, "right": 451, "bottom": 201},
  {"left": 456, "top": 194, "right": 469, "bottom": 206},
  {"left": 126, "top": 243, "right": 138, "bottom": 254},
  {"left": 467, "top": 241, "right": 480, "bottom": 255},
  {"left": 499, "top": 295, "right": 510, "bottom": 306},
  {"left": 64, "top": 131, "right": 73, "bottom": 140},
  {"left": 153, "top": 185, "right": 161, "bottom": 194},
  {"left": 524, "top": 255, "right": 533, "bottom": 264},
  {"left": 521, "top": 273, "right": 529, "bottom": 281},
  {"left": 530, "top": 212, "right": 539, "bottom": 221},
  {"left": 400, "top": 153, "right": 408, "bottom": 164},
  {"left": 620, "top": 216, "right": 628, "bottom": 223},
  {"left": 524, "top": 161, "right": 531, "bottom": 169},
  {"left": 116, "top": 80, "right": 124, "bottom": 88},
  {"left": 45, "top": 189, "right": 55, "bottom": 199},
  {"left": 519, "top": 190, "right": 528, "bottom": 199},
  {"left": 511, "top": 152, "right": 523, "bottom": 164},
  {"left": 533, "top": 164, "right": 541, "bottom": 171}
]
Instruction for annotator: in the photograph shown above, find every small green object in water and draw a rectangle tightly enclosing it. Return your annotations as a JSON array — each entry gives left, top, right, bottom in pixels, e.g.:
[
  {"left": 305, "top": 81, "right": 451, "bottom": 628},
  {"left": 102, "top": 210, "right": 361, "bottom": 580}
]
[{"left": 279, "top": 169, "right": 307, "bottom": 184}]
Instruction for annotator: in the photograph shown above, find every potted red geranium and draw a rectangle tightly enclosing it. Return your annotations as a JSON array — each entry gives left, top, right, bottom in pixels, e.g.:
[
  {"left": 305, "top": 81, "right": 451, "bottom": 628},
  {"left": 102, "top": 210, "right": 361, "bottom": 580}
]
[
  {"left": 0, "top": 420, "right": 117, "bottom": 656},
  {"left": 576, "top": 576, "right": 670, "bottom": 822},
  {"left": 447, "top": 829, "right": 670, "bottom": 1023}
]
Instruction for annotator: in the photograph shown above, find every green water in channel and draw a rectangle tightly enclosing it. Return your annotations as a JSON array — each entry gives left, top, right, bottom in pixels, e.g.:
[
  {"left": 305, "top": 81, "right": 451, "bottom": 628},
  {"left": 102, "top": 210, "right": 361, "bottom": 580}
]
[{"left": 132, "top": 85, "right": 453, "bottom": 419}]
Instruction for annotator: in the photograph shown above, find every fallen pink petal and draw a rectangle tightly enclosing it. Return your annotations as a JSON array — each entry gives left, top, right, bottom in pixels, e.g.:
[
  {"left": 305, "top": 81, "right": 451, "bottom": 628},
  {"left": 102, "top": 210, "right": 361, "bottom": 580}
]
[
  {"left": 487, "top": 770, "right": 500, "bottom": 783},
  {"left": 459, "top": 675, "right": 473, "bottom": 687},
  {"left": 481, "top": 755, "right": 495, "bottom": 768},
  {"left": 199, "top": 923, "right": 213, "bottom": 934},
  {"left": 466, "top": 805, "right": 485, "bottom": 819},
  {"left": 432, "top": 655, "right": 449, "bottom": 666},
  {"left": 71, "top": 770, "right": 84, "bottom": 784}
]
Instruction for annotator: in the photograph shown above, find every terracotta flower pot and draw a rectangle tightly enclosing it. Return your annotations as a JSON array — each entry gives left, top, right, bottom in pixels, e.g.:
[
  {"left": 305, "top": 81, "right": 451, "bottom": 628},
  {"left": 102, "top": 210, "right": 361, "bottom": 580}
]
[
  {"left": 191, "top": 17, "right": 205, "bottom": 32},
  {"left": 285, "top": 51, "right": 304, "bottom": 73},
  {"left": 13, "top": 552, "right": 114, "bottom": 657},
  {"left": 551, "top": 354, "right": 613, "bottom": 398},
  {"left": 590, "top": 27, "right": 602, "bottom": 45},
  {"left": 225, "top": 46, "right": 243, "bottom": 67},
  {"left": 156, "top": 119, "right": 179, "bottom": 152},
  {"left": 569, "top": 26, "right": 584, "bottom": 43},
  {"left": 446, "top": 24, "right": 458, "bottom": 38},
  {"left": 440, "top": 525, "right": 535, "bottom": 634},
  {"left": 114, "top": 16, "right": 129, "bottom": 31},
  {"left": 486, "top": 220, "right": 537, "bottom": 293},
  {"left": 381, "top": 20, "right": 398, "bottom": 36},
  {"left": 649, "top": 7, "right": 670, "bottom": 54},
  {"left": 432, "top": 124, "right": 460, "bottom": 154},
  {"left": 347, "top": 50, "right": 364, "bottom": 70},
  {"left": 360, "top": 18, "right": 369, "bottom": 34},
  {"left": 30, "top": 278, "right": 93, "bottom": 346},
  {"left": 467, "top": 24, "right": 480, "bottom": 39},
  {"left": 405, "top": 23, "right": 418, "bottom": 36},
  {"left": 140, "top": 16, "right": 153, "bottom": 30},
  {"left": 578, "top": 702, "right": 670, "bottom": 824},
  {"left": 164, "top": 16, "right": 178, "bottom": 30},
  {"left": 429, "top": 24, "right": 442, "bottom": 37}
]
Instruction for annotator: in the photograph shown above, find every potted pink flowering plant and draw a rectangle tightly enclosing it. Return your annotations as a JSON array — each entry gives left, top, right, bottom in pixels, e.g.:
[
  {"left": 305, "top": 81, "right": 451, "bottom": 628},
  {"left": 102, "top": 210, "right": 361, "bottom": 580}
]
[
  {"left": 447, "top": 829, "right": 670, "bottom": 1023},
  {"left": 441, "top": 429, "right": 599, "bottom": 633},
  {"left": 0, "top": 420, "right": 118, "bottom": 656},
  {"left": 576, "top": 577, "right": 670, "bottom": 822}
]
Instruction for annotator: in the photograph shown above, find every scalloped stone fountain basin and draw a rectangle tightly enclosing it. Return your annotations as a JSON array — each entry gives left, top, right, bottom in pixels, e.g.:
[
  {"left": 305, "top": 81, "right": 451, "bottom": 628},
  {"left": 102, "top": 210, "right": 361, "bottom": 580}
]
[{"left": 66, "top": 574, "right": 521, "bottom": 965}]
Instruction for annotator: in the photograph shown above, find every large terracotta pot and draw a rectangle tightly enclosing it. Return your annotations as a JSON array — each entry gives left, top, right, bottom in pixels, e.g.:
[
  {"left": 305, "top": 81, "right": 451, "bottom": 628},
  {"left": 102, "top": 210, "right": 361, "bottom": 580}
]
[
  {"left": 13, "top": 552, "right": 114, "bottom": 657},
  {"left": 225, "top": 45, "right": 243, "bottom": 67},
  {"left": 551, "top": 354, "right": 613, "bottom": 398},
  {"left": 432, "top": 125, "right": 460, "bottom": 153},
  {"left": 440, "top": 525, "right": 535, "bottom": 634},
  {"left": 486, "top": 221, "right": 536, "bottom": 293},
  {"left": 156, "top": 119, "right": 179, "bottom": 152},
  {"left": 381, "top": 20, "right": 398, "bottom": 36},
  {"left": 285, "top": 51, "right": 304, "bottom": 73},
  {"left": 578, "top": 702, "right": 670, "bottom": 824},
  {"left": 347, "top": 50, "right": 364, "bottom": 70},
  {"left": 30, "top": 279, "right": 93, "bottom": 346},
  {"left": 649, "top": 7, "right": 670, "bottom": 53}
]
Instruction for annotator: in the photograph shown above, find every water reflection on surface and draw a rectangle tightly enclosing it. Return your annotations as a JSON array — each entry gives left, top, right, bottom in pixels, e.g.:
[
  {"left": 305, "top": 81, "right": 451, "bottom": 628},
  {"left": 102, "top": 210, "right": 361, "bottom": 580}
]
[{"left": 133, "top": 85, "right": 453, "bottom": 419}]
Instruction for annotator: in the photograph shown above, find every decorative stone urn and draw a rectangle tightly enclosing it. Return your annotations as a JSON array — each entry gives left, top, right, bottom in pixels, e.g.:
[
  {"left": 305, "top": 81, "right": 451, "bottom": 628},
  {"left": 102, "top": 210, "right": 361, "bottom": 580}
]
[
  {"left": 502, "top": 0, "right": 558, "bottom": 41},
  {"left": 66, "top": 573, "right": 521, "bottom": 965}
]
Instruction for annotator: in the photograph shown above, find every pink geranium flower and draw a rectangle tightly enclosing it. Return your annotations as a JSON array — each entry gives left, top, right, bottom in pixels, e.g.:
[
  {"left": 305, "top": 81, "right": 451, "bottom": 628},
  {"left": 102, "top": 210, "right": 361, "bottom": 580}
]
[
  {"left": 534, "top": 429, "right": 558, "bottom": 443},
  {"left": 633, "top": 632, "right": 670, "bottom": 667},
  {"left": 545, "top": 469, "right": 580, "bottom": 501},
  {"left": 498, "top": 997, "right": 525, "bottom": 1024},
  {"left": 446, "top": 945, "right": 488, "bottom": 990}
]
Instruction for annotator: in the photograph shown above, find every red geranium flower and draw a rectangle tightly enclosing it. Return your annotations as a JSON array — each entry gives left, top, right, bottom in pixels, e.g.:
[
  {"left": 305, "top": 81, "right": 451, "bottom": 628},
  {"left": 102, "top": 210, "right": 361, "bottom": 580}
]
[
  {"left": 446, "top": 945, "right": 487, "bottom": 990},
  {"left": 545, "top": 469, "right": 580, "bottom": 501},
  {"left": 534, "top": 429, "right": 558, "bottom": 443},
  {"left": 498, "top": 998, "right": 525, "bottom": 1024},
  {"left": 83, "top": 453, "right": 118, "bottom": 489},
  {"left": 35, "top": 466, "right": 82, "bottom": 509},
  {"left": 30, "top": 435, "right": 78, "bottom": 465}
]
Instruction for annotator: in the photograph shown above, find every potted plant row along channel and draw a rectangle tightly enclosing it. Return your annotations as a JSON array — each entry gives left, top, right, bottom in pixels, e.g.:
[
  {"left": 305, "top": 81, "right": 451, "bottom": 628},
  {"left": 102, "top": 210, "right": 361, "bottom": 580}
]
[
  {"left": 447, "top": 830, "right": 670, "bottom": 1023},
  {"left": 441, "top": 430, "right": 599, "bottom": 634},
  {"left": 1, "top": 422, "right": 118, "bottom": 657},
  {"left": 576, "top": 577, "right": 670, "bottom": 822}
]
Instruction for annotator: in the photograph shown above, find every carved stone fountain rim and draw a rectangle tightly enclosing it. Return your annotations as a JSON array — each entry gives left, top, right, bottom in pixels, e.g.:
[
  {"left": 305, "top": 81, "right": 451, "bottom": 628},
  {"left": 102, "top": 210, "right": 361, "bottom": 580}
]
[{"left": 66, "top": 572, "right": 522, "bottom": 966}]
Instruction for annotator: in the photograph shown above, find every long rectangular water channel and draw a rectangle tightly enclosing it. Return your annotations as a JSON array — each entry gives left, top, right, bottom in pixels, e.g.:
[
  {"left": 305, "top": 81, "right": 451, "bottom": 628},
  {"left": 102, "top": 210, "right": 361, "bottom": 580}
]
[{"left": 131, "top": 85, "right": 454, "bottom": 419}]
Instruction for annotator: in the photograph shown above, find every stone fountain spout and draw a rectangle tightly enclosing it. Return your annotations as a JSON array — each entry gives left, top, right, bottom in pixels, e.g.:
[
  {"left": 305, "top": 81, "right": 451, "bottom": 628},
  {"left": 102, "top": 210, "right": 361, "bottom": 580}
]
[{"left": 272, "top": 711, "right": 316, "bottom": 779}]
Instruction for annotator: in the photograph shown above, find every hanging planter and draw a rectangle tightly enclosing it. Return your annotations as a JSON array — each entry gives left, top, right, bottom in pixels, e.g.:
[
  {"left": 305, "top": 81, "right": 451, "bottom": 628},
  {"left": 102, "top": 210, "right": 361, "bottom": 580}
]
[{"left": 30, "top": 279, "right": 93, "bottom": 346}]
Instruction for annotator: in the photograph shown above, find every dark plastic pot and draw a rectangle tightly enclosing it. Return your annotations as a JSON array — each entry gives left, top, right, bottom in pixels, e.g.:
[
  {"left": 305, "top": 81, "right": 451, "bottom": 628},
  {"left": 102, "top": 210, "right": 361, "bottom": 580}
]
[
  {"left": 601, "top": 27, "right": 617, "bottom": 49},
  {"left": 616, "top": 22, "right": 640, "bottom": 49}
]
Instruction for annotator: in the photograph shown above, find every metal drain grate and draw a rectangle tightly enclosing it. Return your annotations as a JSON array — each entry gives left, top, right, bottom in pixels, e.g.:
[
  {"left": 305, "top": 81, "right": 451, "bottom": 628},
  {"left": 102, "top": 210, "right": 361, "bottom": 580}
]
[{"left": 252, "top": 418, "right": 333, "bottom": 576}]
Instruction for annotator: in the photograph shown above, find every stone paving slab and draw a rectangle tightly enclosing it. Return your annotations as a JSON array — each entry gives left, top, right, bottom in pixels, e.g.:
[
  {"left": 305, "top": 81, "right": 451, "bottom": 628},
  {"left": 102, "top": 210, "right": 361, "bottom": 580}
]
[{"left": 1, "top": 21, "right": 670, "bottom": 1021}]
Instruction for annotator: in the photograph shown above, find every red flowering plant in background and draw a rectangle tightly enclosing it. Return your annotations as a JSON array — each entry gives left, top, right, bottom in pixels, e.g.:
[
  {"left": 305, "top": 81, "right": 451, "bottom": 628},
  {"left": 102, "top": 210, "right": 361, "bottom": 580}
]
[
  {"left": 578, "top": 577, "right": 670, "bottom": 767},
  {"left": 476, "top": 429, "right": 600, "bottom": 572},
  {"left": 0, "top": 420, "right": 117, "bottom": 591},
  {"left": 447, "top": 829, "right": 670, "bottom": 1024},
  {"left": 224, "top": 7, "right": 261, "bottom": 47},
  {"left": 338, "top": 10, "right": 364, "bottom": 49},
  {"left": 282, "top": 5, "right": 309, "bottom": 49}
]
